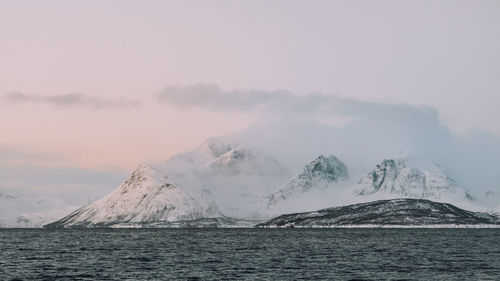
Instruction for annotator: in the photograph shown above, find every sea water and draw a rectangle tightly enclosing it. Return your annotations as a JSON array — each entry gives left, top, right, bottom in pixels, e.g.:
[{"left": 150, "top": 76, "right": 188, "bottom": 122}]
[{"left": 1, "top": 228, "right": 499, "bottom": 280}]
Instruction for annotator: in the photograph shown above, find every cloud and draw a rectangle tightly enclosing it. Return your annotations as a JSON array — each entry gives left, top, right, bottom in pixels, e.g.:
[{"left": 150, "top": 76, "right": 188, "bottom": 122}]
[
  {"left": 3, "top": 92, "right": 141, "bottom": 109},
  {"left": 0, "top": 144, "right": 128, "bottom": 204},
  {"left": 157, "top": 83, "right": 356, "bottom": 117},
  {"left": 158, "top": 84, "right": 500, "bottom": 193},
  {"left": 0, "top": 145, "right": 65, "bottom": 166},
  {"left": 0, "top": 164, "right": 126, "bottom": 187},
  {"left": 154, "top": 84, "right": 445, "bottom": 135},
  {"left": 158, "top": 84, "right": 293, "bottom": 112},
  {"left": 157, "top": 83, "right": 438, "bottom": 122},
  {"left": 0, "top": 163, "right": 127, "bottom": 205}
]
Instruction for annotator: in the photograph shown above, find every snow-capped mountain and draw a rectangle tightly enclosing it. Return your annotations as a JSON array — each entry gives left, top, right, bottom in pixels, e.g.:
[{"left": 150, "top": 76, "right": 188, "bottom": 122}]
[
  {"left": 202, "top": 148, "right": 287, "bottom": 177},
  {"left": 156, "top": 138, "right": 290, "bottom": 218},
  {"left": 355, "top": 158, "right": 476, "bottom": 204},
  {"left": 46, "top": 164, "right": 223, "bottom": 227},
  {"left": 266, "top": 155, "right": 349, "bottom": 213},
  {"left": 264, "top": 156, "right": 485, "bottom": 216},
  {"left": 0, "top": 191, "right": 77, "bottom": 227},
  {"left": 161, "top": 136, "right": 236, "bottom": 175},
  {"left": 47, "top": 137, "right": 290, "bottom": 227},
  {"left": 43, "top": 135, "right": 496, "bottom": 228}
]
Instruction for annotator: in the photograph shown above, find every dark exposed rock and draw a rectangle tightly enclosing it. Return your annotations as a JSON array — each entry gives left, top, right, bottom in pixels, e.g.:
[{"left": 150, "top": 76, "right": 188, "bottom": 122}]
[
  {"left": 257, "top": 198, "right": 500, "bottom": 227},
  {"left": 268, "top": 155, "right": 348, "bottom": 206}
]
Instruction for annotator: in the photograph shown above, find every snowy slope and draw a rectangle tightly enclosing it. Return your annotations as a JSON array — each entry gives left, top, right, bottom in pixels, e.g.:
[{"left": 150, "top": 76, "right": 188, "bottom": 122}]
[
  {"left": 157, "top": 138, "right": 290, "bottom": 219},
  {"left": 47, "top": 137, "right": 290, "bottom": 227},
  {"left": 46, "top": 164, "right": 223, "bottom": 227},
  {"left": 44, "top": 135, "right": 497, "bottom": 228},
  {"left": 202, "top": 148, "right": 287, "bottom": 177},
  {"left": 268, "top": 155, "right": 348, "bottom": 205},
  {"left": 161, "top": 136, "right": 235, "bottom": 175},
  {"left": 263, "top": 156, "right": 487, "bottom": 216},
  {"left": 355, "top": 158, "right": 476, "bottom": 205},
  {"left": 266, "top": 155, "right": 350, "bottom": 214}
]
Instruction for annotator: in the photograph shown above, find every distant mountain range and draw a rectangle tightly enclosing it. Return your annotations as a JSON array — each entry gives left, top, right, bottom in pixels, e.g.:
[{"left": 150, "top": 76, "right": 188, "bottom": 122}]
[
  {"left": 44, "top": 138, "right": 290, "bottom": 227},
  {"left": 0, "top": 136, "right": 492, "bottom": 228},
  {"left": 0, "top": 191, "right": 76, "bottom": 227},
  {"left": 265, "top": 154, "right": 478, "bottom": 215}
]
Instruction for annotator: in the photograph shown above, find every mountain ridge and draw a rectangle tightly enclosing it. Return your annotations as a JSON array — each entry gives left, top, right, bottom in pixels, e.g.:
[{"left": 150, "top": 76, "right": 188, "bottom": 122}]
[
  {"left": 257, "top": 198, "right": 500, "bottom": 228},
  {"left": 355, "top": 158, "right": 476, "bottom": 203},
  {"left": 41, "top": 138, "right": 498, "bottom": 228}
]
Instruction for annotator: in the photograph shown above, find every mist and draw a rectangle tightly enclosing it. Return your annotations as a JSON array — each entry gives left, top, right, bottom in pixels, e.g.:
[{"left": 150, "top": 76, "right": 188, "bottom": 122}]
[{"left": 159, "top": 84, "right": 500, "bottom": 194}]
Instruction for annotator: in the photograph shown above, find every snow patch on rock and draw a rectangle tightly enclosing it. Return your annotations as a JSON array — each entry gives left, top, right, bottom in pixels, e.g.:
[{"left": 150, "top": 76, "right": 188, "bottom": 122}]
[{"left": 355, "top": 158, "right": 476, "bottom": 207}]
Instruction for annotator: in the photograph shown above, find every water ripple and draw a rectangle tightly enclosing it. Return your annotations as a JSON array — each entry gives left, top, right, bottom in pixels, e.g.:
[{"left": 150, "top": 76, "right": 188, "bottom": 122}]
[{"left": 0, "top": 228, "right": 499, "bottom": 280}]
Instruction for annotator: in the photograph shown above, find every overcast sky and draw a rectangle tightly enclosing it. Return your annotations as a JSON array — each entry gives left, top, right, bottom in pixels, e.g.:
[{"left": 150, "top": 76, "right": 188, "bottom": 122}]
[{"left": 1, "top": 1, "right": 499, "bottom": 199}]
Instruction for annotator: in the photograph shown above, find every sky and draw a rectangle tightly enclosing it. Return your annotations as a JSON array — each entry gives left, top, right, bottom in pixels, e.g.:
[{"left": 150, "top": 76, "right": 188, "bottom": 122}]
[{"left": 1, "top": 0, "right": 499, "bottom": 201}]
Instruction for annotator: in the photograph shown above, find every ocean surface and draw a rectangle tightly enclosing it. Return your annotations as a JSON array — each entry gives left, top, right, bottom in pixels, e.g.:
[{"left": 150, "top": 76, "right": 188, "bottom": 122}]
[{"left": 1, "top": 228, "right": 499, "bottom": 280}]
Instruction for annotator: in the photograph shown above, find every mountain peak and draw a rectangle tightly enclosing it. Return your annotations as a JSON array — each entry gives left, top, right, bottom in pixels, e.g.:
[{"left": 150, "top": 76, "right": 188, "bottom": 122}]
[
  {"left": 267, "top": 155, "right": 349, "bottom": 208},
  {"left": 45, "top": 163, "right": 223, "bottom": 227},
  {"left": 300, "top": 154, "right": 349, "bottom": 183},
  {"left": 203, "top": 147, "right": 288, "bottom": 177},
  {"left": 201, "top": 137, "right": 234, "bottom": 158},
  {"left": 356, "top": 157, "right": 474, "bottom": 202},
  {"left": 165, "top": 136, "right": 235, "bottom": 167}
]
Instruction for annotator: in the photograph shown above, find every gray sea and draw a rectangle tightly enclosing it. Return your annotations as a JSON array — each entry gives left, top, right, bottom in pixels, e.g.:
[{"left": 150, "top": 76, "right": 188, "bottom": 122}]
[{"left": 0, "top": 228, "right": 499, "bottom": 280}]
